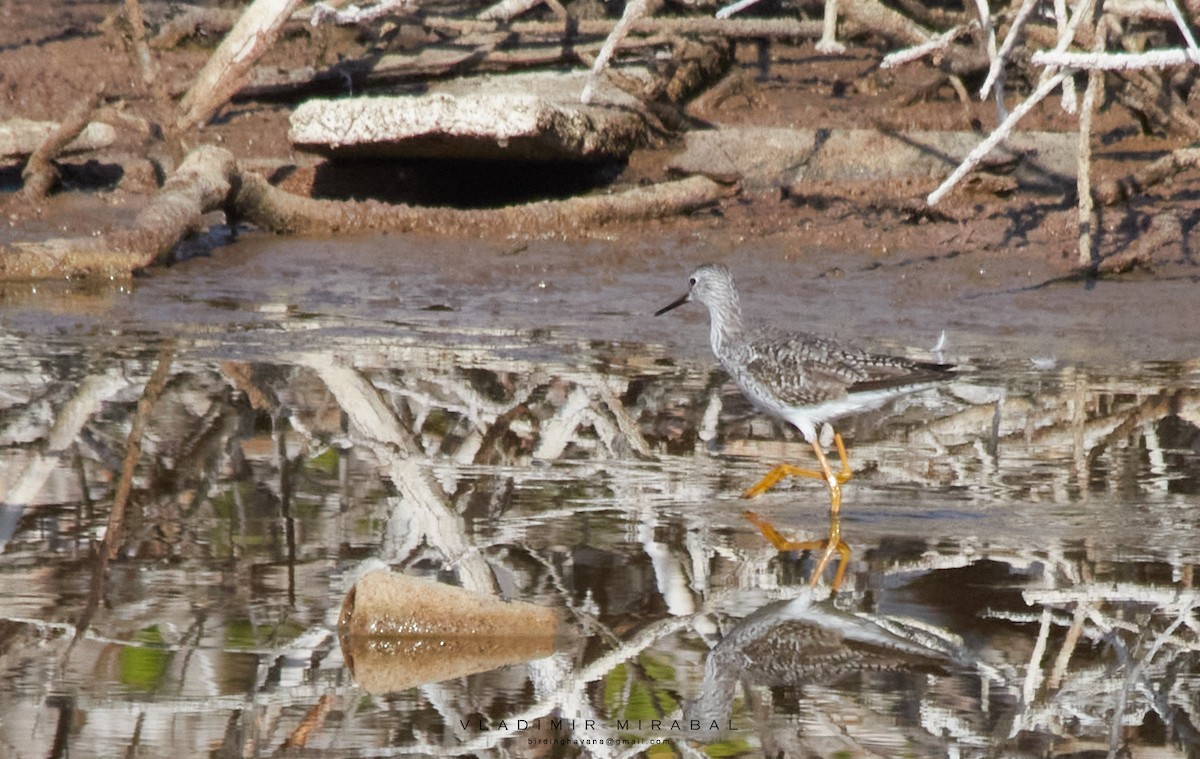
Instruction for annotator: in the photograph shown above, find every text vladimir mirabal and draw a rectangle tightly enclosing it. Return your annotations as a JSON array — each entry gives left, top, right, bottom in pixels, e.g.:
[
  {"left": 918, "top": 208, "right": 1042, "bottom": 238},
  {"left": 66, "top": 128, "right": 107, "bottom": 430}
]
[{"left": 458, "top": 717, "right": 735, "bottom": 732}]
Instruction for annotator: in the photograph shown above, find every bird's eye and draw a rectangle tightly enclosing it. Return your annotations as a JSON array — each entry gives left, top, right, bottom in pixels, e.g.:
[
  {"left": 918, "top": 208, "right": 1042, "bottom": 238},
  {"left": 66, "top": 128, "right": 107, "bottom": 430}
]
[{"left": 688, "top": 277, "right": 696, "bottom": 287}]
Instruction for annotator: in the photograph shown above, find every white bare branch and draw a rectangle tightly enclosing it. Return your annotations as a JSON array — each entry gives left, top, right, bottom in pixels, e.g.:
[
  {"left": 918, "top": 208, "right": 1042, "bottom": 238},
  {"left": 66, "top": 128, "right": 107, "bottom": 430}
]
[
  {"left": 1164, "top": 0, "right": 1200, "bottom": 51},
  {"left": 816, "top": 0, "right": 845, "bottom": 53},
  {"left": 881, "top": 23, "right": 975, "bottom": 69},
  {"left": 980, "top": 0, "right": 1038, "bottom": 98},
  {"left": 716, "top": 0, "right": 761, "bottom": 19},
  {"left": 972, "top": 0, "right": 1007, "bottom": 118},
  {"left": 581, "top": 0, "right": 657, "bottom": 104},
  {"left": 306, "top": 0, "right": 414, "bottom": 25},
  {"left": 1031, "top": 47, "right": 1200, "bottom": 69}
]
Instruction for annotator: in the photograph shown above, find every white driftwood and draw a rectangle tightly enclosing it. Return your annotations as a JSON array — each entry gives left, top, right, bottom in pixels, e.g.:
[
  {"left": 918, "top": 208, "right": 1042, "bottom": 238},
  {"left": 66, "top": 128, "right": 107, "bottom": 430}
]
[
  {"left": 716, "top": 0, "right": 760, "bottom": 18},
  {"left": 815, "top": 0, "right": 845, "bottom": 53},
  {"left": 972, "top": 0, "right": 1005, "bottom": 118},
  {"left": 307, "top": 0, "right": 414, "bottom": 25},
  {"left": 979, "top": 0, "right": 1037, "bottom": 97},
  {"left": 881, "top": 23, "right": 974, "bottom": 69},
  {"left": 1052, "top": 0, "right": 1079, "bottom": 112},
  {"left": 433, "top": 14, "right": 822, "bottom": 39},
  {"left": 1165, "top": 0, "right": 1199, "bottom": 51},
  {"left": 477, "top": 0, "right": 555, "bottom": 21},
  {"left": 1105, "top": 0, "right": 1172, "bottom": 19},
  {"left": 177, "top": 0, "right": 304, "bottom": 130},
  {"left": 1075, "top": 20, "right": 1109, "bottom": 268},
  {"left": 1031, "top": 48, "right": 1200, "bottom": 69},
  {"left": 581, "top": 0, "right": 658, "bottom": 104},
  {"left": 1076, "top": 49, "right": 1103, "bottom": 266}
]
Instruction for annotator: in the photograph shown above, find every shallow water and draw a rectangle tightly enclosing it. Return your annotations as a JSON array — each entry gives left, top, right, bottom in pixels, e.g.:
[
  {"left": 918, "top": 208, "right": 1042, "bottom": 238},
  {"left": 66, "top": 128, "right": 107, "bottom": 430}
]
[{"left": 2, "top": 233, "right": 1200, "bottom": 758}]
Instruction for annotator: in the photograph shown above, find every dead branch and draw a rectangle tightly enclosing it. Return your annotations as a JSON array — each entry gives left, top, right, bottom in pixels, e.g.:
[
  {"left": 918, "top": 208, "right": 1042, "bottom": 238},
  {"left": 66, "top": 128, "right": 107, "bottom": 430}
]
[
  {"left": 817, "top": 0, "right": 845, "bottom": 53},
  {"left": 1076, "top": 70, "right": 1102, "bottom": 268},
  {"left": 1095, "top": 146, "right": 1200, "bottom": 205},
  {"left": 972, "top": 0, "right": 1006, "bottom": 117},
  {"left": 236, "top": 14, "right": 785, "bottom": 99},
  {"left": 176, "top": 0, "right": 305, "bottom": 131},
  {"left": 307, "top": 0, "right": 415, "bottom": 25},
  {"left": 149, "top": 6, "right": 241, "bottom": 49},
  {"left": 1094, "top": 211, "right": 1181, "bottom": 273},
  {"left": 842, "top": 0, "right": 989, "bottom": 75},
  {"left": 19, "top": 89, "right": 105, "bottom": 202},
  {"left": 0, "top": 140, "right": 734, "bottom": 280},
  {"left": 1114, "top": 69, "right": 1200, "bottom": 140},
  {"left": 840, "top": 0, "right": 932, "bottom": 47},
  {"left": 582, "top": 0, "right": 659, "bottom": 104},
  {"left": 279, "top": 694, "right": 334, "bottom": 751},
  {"left": 980, "top": 0, "right": 1037, "bottom": 97},
  {"left": 658, "top": 36, "right": 735, "bottom": 103},
  {"left": 1076, "top": 20, "right": 1106, "bottom": 268},
  {"left": 928, "top": 72, "right": 1067, "bottom": 205},
  {"left": 927, "top": 0, "right": 1097, "bottom": 205},
  {"left": 0, "top": 145, "right": 236, "bottom": 280},
  {"left": 428, "top": 15, "right": 823, "bottom": 41},
  {"left": 477, "top": 0, "right": 562, "bottom": 22},
  {"left": 1051, "top": 0, "right": 1078, "bottom": 113},
  {"left": 234, "top": 170, "right": 736, "bottom": 235},
  {"left": 70, "top": 345, "right": 175, "bottom": 649},
  {"left": 1033, "top": 48, "right": 1200, "bottom": 68},
  {"left": 123, "top": 0, "right": 158, "bottom": 84},
  {"left": 881, "top": 22, "right": 977, "bottom": 69},
  {"left": 104, "top": 346, "right": 176, "bottom": 561},
  {"left": 0, "top": 118, "right": 116, "bottom": 161}
]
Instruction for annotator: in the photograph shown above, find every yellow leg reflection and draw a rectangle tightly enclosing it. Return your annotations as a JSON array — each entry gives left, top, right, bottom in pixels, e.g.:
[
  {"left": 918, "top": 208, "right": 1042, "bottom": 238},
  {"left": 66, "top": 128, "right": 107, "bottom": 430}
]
[
  {"left": 744, "top": 508, "right": 851, "bottom": 591},
  {"left": 742, "top": 433, "right": 853, "bottom": 517}
]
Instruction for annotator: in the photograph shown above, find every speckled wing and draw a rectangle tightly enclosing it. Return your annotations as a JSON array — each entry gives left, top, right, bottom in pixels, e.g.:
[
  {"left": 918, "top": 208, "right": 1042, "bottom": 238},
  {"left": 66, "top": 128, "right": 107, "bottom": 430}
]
[
  {"left": 738, "top": 328, "right": 950, "bottom": 408},
  {"left": 737, "top": 330, "right": 874, "bottom": 408}
]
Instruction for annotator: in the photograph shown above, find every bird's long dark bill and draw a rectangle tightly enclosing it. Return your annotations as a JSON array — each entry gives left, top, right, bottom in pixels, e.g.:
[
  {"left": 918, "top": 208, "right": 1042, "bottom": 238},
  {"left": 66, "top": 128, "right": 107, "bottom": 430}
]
[{"left": 654, "top": 293, "right": 689, "bottom": 316}]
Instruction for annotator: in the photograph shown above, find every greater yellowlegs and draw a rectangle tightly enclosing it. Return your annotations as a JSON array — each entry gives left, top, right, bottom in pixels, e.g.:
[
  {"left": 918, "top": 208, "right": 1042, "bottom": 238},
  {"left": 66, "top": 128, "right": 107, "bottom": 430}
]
[
  {"left": 655, "top": 263, "right": 952, "bottom": 517},
  {"left": 684, "top": 586, "right": 973, "bottom": 736}
]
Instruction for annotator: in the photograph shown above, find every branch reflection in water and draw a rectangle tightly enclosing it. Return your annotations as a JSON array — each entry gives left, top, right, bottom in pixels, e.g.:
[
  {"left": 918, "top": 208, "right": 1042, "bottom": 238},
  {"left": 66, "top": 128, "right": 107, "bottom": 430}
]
[{"left": 0, "top": 326, "right": 1198, "bottom": 757}]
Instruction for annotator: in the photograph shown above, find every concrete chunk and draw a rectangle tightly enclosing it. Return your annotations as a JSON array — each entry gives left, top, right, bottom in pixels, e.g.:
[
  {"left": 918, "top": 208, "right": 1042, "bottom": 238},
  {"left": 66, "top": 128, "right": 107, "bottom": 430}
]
[
  {"left": 670, "top": 127, "right": 1079, "bottom": 189},
  {"left": 290, "top": 70, "right": 648, "bottom": 162}
]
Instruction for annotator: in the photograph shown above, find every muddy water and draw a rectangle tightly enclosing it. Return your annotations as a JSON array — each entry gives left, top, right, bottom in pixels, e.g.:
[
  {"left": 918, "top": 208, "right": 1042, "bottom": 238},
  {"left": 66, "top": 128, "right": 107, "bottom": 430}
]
[{"left": 1, "top": 232, "right": 1199, "bottom": 758}]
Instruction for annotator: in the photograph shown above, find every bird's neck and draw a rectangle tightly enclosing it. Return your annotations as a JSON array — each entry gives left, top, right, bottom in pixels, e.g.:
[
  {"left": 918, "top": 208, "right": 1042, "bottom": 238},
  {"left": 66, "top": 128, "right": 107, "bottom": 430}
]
[{"left": 708, "top": 299, "right": 743, "bottom": 354}]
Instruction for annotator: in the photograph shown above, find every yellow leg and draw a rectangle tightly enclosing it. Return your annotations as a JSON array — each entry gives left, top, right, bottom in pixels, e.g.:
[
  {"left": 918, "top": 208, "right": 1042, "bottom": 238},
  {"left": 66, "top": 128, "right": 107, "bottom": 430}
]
[
  {"left": 744, "top": 509, "right": 852, "bottom": 591},
  {"left": 742, "top": 432, "right": 854, "bottom": 516},
  {"left": 742, "top": 463, "right": 826, "bottom": 499}
]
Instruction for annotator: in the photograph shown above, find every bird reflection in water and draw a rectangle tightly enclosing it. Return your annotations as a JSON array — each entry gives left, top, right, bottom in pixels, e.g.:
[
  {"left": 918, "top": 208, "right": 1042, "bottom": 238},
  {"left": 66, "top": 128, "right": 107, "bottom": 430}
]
[
  {"left": 683, "top": 504, "right": 992, "bottom": 746},
  {"left": 683, "top": 582, "right": 977, "bottom": 741},
  {"left": 744, "top": 508, "right": 851, "bottom": 591}
]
